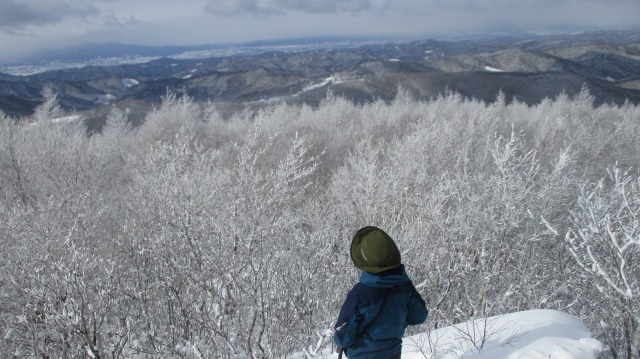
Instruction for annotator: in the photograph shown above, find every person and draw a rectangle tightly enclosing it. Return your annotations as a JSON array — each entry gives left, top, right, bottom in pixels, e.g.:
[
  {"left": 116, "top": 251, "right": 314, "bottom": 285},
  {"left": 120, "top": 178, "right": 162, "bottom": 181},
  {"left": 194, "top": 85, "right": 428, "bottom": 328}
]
[{"left": 334, "top": 226, "right": 428, "bottom": 359}]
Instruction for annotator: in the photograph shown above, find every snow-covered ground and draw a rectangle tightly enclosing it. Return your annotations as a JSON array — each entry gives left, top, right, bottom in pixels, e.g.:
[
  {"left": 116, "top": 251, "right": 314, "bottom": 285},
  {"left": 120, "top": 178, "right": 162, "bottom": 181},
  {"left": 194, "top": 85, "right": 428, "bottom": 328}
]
[
  {"left": 121, "top": 78, "right": 140, "bottom": 88},
  {"left": 1, "top": 56, "right": 159, "bottom": 76},
  {"left": 28, "top": 114, "right": 83, "bottom": 127},
  {"left": 296, "top": 310, "right": 601, "bottom": 359},
  {"left": 0, "top": 39, "right": 389, "bottom": 76},
  {"left": 484, "top": 66, "right": 504, "bottom": 72},
  {"left": 302, "top": 77, "right": 335, "bottom": 92}
]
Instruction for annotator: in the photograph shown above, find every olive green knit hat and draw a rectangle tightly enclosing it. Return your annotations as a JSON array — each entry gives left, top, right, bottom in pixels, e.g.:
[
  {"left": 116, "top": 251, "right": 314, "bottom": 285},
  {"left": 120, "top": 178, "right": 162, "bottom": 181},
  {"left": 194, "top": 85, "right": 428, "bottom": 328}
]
[{"left": 350, "top": 226, "right": 401, "bottom": 273}]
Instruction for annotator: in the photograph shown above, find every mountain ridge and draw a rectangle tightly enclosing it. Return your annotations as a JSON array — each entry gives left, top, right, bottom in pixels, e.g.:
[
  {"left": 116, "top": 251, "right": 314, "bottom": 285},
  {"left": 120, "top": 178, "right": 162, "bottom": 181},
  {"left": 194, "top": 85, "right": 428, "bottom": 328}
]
[{"left": 1, "top": 29, "right": 640, "bottom": 123}]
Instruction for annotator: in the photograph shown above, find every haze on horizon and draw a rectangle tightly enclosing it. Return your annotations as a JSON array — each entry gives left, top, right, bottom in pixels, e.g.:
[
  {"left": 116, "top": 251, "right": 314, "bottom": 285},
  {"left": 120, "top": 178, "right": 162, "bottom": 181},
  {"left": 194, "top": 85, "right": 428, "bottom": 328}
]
[{"left": 1, "top": 0, "right": 640, "bottom": 62}]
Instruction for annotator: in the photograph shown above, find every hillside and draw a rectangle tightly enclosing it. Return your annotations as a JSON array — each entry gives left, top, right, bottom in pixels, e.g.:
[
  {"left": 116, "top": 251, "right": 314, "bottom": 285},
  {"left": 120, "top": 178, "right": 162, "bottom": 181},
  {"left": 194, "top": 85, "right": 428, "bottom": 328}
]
[{"left": 1, "top": 29, "right": 640, "bottom": 123}]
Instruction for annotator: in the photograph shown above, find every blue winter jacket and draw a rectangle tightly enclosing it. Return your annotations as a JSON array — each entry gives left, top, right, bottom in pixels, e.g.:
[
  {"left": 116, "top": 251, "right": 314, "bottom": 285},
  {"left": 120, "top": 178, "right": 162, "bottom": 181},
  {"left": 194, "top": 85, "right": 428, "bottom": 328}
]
[{"left": 334, "top": 265, "right": 428, "bottom": 358}]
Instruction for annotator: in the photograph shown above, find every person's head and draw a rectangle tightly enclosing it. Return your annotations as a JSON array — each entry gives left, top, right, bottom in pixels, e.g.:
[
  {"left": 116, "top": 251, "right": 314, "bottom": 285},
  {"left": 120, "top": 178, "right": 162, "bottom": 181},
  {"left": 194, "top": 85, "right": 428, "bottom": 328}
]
[{"left": 350, "top": 226, "right": 401, "bottom": 273}]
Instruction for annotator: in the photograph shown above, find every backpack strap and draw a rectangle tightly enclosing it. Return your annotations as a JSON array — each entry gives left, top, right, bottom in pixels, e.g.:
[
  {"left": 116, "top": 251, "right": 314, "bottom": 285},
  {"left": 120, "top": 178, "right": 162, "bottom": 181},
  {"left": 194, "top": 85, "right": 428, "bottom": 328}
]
[
  {"left": 357, "top": 289, "right": 390, "bottom": 337},
  {"left": 338, "top": 289, "right": 391, "bottom": 357}
]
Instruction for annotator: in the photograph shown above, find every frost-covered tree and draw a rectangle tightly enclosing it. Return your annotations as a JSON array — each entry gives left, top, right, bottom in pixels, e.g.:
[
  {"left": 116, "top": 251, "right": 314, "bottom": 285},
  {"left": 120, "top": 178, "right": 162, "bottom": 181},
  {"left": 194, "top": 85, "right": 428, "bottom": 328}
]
[
  {"left": 32, "top": 86, "right": 64, "bottom": 124},
  {"left": 134, "top": 90, "right": 203, "bottom": 149},
  {"left": 2, "top": 87, "right": 639, "bottom": 358},
  {"left": 547, "top": 167, "right": 639, "bottom": 358},
  {"left": 0, "top": 111, "right": 30, "bottom": 203}
]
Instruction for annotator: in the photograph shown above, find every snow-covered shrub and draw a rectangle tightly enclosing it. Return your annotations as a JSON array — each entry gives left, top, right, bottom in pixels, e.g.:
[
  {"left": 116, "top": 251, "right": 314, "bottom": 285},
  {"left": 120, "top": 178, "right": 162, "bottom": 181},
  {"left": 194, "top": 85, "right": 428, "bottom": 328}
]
[
  {"left": 134, "top": 90, "right": 204, "bottom": 150},
  {"left": 0, "top": 111, "right": 30, "bottom": 203},
  {"left": 1, "top": 86, "right": 639, "bottom": 358},
  {"left": 553, "top": 167, "right": 639, "bottom": 358}
]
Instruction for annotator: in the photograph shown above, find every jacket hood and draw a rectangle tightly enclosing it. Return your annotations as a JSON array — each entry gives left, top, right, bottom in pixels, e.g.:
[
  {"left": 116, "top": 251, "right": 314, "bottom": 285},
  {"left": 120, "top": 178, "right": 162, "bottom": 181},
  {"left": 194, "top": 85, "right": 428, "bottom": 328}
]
[{"left": 360, "top": 264, "right": 410, "bottom": 288}]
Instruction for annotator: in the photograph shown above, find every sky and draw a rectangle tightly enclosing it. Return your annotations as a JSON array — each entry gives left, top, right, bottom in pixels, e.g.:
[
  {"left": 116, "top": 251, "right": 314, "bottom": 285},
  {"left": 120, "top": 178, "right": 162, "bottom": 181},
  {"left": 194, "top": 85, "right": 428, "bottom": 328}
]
[{"left": 1, "top": 0, "right": 640, "bottom": 61}]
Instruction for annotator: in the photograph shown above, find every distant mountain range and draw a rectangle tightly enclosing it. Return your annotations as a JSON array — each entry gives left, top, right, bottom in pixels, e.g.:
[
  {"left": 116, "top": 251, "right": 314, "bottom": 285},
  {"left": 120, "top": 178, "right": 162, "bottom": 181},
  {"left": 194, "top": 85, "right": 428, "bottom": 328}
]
[{"left": 1, "top": 30, "right": 640, "bottom": 127}]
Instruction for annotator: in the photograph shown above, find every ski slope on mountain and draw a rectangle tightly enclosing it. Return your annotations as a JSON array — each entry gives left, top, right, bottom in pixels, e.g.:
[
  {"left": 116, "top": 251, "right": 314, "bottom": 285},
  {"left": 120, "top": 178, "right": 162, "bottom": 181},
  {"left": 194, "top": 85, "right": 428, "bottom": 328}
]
[{"left": 297, "top": 310, "right": 601, "bottom": 359}]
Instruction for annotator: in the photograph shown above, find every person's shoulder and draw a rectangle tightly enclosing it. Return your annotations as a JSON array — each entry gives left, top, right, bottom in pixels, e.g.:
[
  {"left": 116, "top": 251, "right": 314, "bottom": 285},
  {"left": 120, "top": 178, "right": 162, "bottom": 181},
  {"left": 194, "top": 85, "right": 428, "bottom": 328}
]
[
  {"left": 350, "top": 281, "right": 379, "bottom": 295},
  {"left": 348, "top": 282, "right": 387, "bottom": 307}
]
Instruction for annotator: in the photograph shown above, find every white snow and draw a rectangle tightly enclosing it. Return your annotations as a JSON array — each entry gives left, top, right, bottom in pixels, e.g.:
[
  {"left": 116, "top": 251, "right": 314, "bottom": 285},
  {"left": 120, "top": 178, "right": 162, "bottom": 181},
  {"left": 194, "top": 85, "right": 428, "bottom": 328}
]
[
  {"left": 51, "top": 114, "right": 82, "bottom": 124},
  {"left": 28, "top": 114, "right": 83, "bottom": 128},
  {"left": 121, "top": 78, "right": 140, "bottom": 88},
  {"left": 302, "top": 77, "right": 334, "bottom": 92},
  {"left": 295, "top": 310, "right": 601, "bottom": 359},
  {"left": 1, "top": 56, "right": 159, "bottom": 76},
  {"left": 95, "top": 94, "right": 117, "bottom": 105},
  {"left": 485, "top": 66, "right": 504, "bottom": 72}
]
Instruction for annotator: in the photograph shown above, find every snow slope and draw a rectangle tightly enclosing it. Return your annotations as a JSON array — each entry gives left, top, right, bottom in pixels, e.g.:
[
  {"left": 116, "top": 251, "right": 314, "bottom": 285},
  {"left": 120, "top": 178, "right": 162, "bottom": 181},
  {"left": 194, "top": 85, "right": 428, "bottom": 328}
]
[{"left": 298, "top": 310, "right": 601, "bottom": 359}]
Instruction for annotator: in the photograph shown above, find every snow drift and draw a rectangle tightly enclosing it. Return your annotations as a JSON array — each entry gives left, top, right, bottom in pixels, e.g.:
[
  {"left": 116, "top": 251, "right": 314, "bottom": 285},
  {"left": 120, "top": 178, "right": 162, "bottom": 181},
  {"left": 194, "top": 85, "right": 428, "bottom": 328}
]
[{"left": 298, "top": 310, "right": 601, "bottom": 359}]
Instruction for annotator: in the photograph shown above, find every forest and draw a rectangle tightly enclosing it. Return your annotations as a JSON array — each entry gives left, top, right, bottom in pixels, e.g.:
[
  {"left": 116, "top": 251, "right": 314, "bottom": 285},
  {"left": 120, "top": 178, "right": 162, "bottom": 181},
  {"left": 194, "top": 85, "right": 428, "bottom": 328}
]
[{"left": 0, "top": 86, "right": 639, "bottom": 358}]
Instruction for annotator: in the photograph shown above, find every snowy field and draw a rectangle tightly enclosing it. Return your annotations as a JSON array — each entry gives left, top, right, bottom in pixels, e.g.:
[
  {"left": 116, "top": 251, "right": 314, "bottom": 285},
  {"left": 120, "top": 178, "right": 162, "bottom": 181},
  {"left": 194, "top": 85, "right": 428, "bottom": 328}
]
[{"left": 296, "top": 310, "right": 601, "bottom": 359}]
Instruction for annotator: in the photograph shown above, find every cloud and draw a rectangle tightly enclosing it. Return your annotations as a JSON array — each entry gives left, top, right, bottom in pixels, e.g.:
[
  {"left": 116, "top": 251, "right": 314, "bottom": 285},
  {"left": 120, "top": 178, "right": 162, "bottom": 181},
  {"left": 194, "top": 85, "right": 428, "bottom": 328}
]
[
  {"left": 1, "top": 0, "right": 640, "bottom": 63},
  {"left": 0, "top": 0, "right": 100, "bottom": 32},
  {"left": 382, "top": 0, "right": 640, "bottom": 34},
  {"left": 272, "top": 0, "right": 374, "bottom": 13},
  {"left": 101, "top": 12, "right": 144, "bottom": 28},
  {"left": 204, "top": 0, "right": 380, "bottom": 17},
  {"left": 205, "top": 0, "right": 279, "bottom": 17}
]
